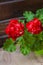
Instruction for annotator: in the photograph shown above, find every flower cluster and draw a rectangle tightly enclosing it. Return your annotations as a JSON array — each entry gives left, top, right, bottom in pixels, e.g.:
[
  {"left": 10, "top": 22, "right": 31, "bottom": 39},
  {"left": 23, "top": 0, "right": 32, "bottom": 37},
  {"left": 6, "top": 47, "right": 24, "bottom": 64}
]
[
  {"left": 5, "top": 20, "right": 24, "bottom": 40},
  {"left": 26, "top": 18, "right": 42, "bottom": 34},
  {"left": 5, "top": 18, "right": 43, "bottom": 40}
]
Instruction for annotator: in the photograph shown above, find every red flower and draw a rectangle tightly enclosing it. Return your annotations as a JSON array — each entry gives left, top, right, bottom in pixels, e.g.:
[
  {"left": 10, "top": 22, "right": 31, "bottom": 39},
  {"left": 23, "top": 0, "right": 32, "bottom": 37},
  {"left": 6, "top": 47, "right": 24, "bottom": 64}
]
[
  {"left": 26, "top": 18, "right": 42, "bottom": 34},
  {"left": 5, "top": 19, "right": 24, "bottom": 40}
]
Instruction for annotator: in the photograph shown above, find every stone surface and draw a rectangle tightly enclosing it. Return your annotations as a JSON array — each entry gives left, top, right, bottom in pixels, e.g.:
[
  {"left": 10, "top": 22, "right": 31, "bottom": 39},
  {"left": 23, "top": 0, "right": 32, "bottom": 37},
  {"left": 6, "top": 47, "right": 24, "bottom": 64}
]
[{"left": 0, "top": 48, "right": 43, "bottom": 65}]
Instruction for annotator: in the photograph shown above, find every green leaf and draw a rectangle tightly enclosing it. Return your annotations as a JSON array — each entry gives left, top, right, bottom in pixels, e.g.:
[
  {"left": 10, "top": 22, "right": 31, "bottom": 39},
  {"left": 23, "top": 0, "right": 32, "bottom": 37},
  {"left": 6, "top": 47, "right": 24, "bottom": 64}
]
[
  {"left": 23, "top": 11, "right": 35, "bottom": 22},
  {"left": 20, "top": 45, "right": 31, "bottom": 55},
  {"left": 38, "top": 32, "right": 43, "bottom": 40},
  {"left": 17, "top": 36, "right": 24, "bottom": 45},
  {"left": 19, "top": 20, "right": 25, "bottom": 24},
  {"left": 34, "top": 49, "right": 43, "bottom": 56},
  {"left": 31, "top": 34, "right": 43, "bottom": 51},
  {"left": 32, "top": 40, "right": 41, "bottom": 51},
  {"left": 17, "top": 34, "right": 31, "bottom": 55},
  {"left": 36, "top": 8, "right": 43, "bottom": 24},
  {"left": 23, "top": 30, "right": 36, "bottom": 46},
  {"left": 3, "top": 38, "right": 16, "bottom": 52}
]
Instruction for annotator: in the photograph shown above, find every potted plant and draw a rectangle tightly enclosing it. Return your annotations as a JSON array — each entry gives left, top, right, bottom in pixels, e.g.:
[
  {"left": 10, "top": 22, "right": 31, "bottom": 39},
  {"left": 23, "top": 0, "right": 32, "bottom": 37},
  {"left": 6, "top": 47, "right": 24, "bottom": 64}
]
[{"left": 3, "top": 8, "right": 43, "bottom": 63}]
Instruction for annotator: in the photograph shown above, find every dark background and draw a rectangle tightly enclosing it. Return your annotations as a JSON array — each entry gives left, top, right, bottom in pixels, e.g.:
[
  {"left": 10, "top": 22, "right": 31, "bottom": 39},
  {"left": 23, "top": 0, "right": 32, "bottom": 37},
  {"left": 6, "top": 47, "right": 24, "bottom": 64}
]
[{"left": 0, "top": 0, "right": 43, "bottom": 47}]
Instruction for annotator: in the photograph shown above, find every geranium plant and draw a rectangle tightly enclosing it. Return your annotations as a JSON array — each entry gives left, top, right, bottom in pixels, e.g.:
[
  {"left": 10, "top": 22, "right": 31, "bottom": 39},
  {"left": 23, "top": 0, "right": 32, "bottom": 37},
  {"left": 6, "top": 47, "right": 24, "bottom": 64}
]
[{"left": 3, "top": 8, "right": 43, "bottom": 56}]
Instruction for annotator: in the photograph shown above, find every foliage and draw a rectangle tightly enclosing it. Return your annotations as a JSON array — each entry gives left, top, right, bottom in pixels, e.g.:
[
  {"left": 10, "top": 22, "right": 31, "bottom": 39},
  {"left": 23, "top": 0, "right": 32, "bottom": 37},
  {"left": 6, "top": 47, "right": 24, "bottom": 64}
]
[
  {"left": 3, "top": 38, "right": 16, "bottom": 52},
  {"left": 23, "top": 11, "right": 34, "bottom": 22},
  {"left": 36, "top": 8, "right": 43, "bottom": 24},
  {"left": 3, "top": 8, "right": 43, "bottom": 56}
]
